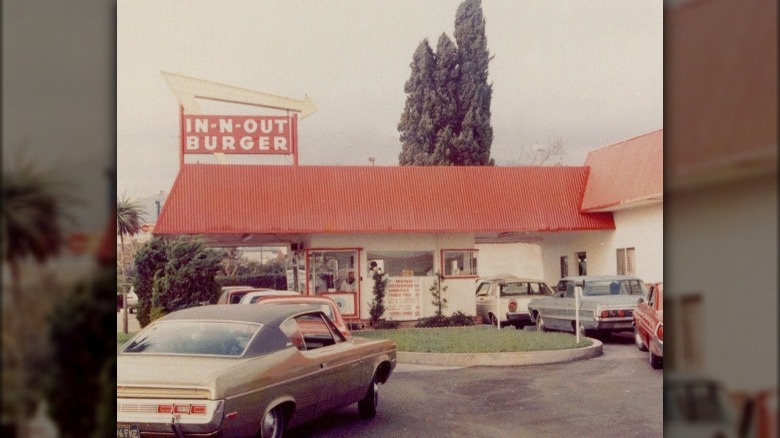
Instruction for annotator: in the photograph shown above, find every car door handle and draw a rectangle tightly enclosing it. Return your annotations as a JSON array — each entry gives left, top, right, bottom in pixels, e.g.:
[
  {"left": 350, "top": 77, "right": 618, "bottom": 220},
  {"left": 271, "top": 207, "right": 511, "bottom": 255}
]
[{"left": 320, "top": 362, "right": 327, "bottom": 369}]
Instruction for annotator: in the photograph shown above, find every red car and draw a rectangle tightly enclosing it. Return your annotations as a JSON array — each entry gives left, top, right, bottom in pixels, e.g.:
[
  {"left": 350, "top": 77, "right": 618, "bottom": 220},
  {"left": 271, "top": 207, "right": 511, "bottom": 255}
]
[
  {"left": 253, "top": 295, "right": 352, "bottom": 340},
  {"left": 633, "top": 282, "right": 663, "bottom": 369}
]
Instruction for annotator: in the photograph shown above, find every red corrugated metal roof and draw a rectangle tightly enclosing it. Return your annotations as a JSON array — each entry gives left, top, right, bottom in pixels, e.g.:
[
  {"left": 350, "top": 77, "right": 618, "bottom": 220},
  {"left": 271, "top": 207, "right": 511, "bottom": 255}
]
[
  {"left": 580, "top": 130, "right": 663, "bottom": 212},
  {"left": 154, "top": 164, "right": 614, "bottom": 235},
  {"left": 665, "top": 0, "right": 777, "bottom": 179}
]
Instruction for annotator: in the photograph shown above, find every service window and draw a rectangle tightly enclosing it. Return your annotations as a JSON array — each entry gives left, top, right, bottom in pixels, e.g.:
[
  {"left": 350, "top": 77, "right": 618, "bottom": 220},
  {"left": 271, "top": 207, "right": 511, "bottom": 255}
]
[
  {"left": 307, "top": 249, "right": 360, "bottom": 294},
  {"left": 441, "top": 249, "right": 478, "bottom": 278},
  {"left": 366, "top": 250, "right": 434, "bottom": 277}
]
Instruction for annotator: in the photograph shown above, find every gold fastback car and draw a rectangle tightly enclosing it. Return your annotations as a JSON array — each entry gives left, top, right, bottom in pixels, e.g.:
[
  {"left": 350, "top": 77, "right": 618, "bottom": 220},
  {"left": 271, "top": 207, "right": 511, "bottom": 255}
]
[{"left": 117, "top": 305, "right": 396, "bottom": 437}]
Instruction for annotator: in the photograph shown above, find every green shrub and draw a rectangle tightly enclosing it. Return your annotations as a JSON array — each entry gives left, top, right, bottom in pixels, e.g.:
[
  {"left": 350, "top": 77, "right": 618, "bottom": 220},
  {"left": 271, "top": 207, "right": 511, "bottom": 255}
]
[
  {"left": 415, "top": 312, "right": 475, "bottom": 328},
  {"left": 134, "top": 237, "right": 224, "bottom": 328},
  {"left": 415, "top": 315, "right": 451, "bottom": 328},
  {"left": 148, "top": 307, "right": 166, "bottom": 323},
  {"left": 448, "top": 311, "right": 476, "bottom": 326},
  {"left": 371, "top": 320, "right": 400, "bottom": 330}
]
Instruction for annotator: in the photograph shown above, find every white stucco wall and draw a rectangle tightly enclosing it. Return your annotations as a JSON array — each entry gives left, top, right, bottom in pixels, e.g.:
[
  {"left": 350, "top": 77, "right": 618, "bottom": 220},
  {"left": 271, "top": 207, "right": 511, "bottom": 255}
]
[
  {"left": 538, "top": 203, "right": 663, "bottom": 286},
  {"left": 666, "top": 175, "right": 777, "bottom": 391},
  {"left": 309, "top": 233, "right": 478, "bottom": 319},
  {"left": 475, "top": 242, "right": 543, "bottom": 279}
]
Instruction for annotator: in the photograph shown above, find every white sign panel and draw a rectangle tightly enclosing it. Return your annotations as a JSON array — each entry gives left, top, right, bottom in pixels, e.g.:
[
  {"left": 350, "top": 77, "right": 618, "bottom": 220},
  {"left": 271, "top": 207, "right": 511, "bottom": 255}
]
[{"left": 386, "top": 277, "right": 424, "bottom": 321}]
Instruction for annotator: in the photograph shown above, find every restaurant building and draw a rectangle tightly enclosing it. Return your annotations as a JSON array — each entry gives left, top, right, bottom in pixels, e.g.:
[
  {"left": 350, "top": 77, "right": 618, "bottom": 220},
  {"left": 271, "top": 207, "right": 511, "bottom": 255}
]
[{"left": 153, "top": 130, "right": 662, "bottom": 324}]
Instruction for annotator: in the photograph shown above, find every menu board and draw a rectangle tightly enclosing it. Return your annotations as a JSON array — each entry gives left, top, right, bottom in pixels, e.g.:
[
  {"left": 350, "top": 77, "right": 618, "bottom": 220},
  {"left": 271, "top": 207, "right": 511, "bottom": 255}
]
[{"left": 385, "top": 277, "right": 424, "bottom": 321}]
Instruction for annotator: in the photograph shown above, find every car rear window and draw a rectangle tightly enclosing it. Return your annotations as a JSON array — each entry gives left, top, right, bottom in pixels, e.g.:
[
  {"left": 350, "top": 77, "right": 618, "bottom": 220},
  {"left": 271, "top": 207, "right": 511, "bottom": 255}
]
[
  {"left": 583, "top": 280, "right": 647, "bottom": 296},
  {"left": 122, "top": 321, "right": 261, "bottom": 356}
]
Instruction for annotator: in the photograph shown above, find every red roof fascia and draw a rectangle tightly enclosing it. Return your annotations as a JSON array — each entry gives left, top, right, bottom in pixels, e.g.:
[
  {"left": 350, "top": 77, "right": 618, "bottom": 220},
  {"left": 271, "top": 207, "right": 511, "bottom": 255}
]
[
  {"left": 665, "top": 0, "right": 777, "bottom": 178},
  {"left": 580, "top": 130, "right": 663, "bottom": 212},
  {"left": 154, "top": 164, "right": 615, "bottom": 235}
]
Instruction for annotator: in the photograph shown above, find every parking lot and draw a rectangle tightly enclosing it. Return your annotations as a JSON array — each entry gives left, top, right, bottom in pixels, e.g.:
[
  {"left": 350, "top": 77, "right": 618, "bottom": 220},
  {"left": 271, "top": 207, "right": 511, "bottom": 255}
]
[
  {"left": 290, "top": 334, "right": 662, "bottom": 437},
  {"left": 116, "top": 314, "right": 661, "bottom": 437}
]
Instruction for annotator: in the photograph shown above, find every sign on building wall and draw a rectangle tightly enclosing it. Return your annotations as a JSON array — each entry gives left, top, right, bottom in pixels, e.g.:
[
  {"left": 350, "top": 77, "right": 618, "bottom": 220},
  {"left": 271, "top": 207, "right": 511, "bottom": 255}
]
[
  {"left": 181, "top": 114, "right": 297, "bottom": 155},
  {"left": 385, "top": 277, "right": 424, "bottom": 321}
]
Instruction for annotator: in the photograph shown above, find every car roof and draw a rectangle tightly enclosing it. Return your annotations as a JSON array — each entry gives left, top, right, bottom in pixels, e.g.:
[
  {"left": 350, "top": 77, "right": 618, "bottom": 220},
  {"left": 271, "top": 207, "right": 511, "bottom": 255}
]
[
  {"left": 478, "top": 275, "right": 546, "bottom": 283},
  {"left": 559, "top": 275, "right": 643, "bottom": 282},
  {"left": 158, "top": 304, "right": 315, "bottom": 327},
  {"left": 242, "top": 290, "right": 298, "bottom": 298},
  {"left": 255, "top": 296, "right": 337, "bottom": 305}
]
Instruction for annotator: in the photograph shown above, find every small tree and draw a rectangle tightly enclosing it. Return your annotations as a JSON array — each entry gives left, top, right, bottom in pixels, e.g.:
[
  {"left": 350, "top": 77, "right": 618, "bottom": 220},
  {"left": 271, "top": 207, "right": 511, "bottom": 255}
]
[
  {"left": 369, "top": 270, "right": 388, "bottom": 327},
  {"left": 430, "top": 272, "right": 448, "bottom": 317}
]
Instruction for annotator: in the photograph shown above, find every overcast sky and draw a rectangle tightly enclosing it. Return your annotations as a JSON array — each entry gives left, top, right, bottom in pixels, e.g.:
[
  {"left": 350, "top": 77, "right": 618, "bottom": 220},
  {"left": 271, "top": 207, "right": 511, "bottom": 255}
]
[{"left": 118, "top": 0, "right": 662, "bottom": 203}]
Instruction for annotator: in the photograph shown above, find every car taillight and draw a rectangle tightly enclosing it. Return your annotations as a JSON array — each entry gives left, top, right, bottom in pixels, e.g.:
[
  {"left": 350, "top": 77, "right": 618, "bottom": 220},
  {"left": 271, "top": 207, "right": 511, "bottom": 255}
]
[
  {"left": 157, "top": 404, "right": 207, "bottom": 415},
  {"left": 508, "top": 299, "right": 518, "bottom": 312},
  {"left": 600, "top": 309, "right": 631, "bottom": 318},
  {"left": 656, "top": 324, "right": 663, "bottom": 341}
]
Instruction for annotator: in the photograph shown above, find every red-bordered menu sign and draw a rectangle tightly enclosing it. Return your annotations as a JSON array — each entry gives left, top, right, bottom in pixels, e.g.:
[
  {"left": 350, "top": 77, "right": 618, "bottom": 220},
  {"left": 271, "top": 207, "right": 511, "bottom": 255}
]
[{"left": 180, "top": 112, "right": 298, "bottom": 156}]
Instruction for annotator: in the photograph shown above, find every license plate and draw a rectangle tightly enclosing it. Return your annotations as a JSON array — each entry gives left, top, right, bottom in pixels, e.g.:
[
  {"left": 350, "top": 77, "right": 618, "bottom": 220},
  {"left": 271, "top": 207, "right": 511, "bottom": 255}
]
[{"left": 117, "top": 424, "right": 140, "bottom": 438}]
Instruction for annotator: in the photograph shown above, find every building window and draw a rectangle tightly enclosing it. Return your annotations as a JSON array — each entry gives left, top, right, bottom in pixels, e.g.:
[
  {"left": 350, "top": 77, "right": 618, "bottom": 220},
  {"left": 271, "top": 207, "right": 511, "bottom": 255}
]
[
  {"left": 441, "top": 249, "right": 478, "bottom": 278},
  {"left": 307, "top": 249, "right": 360, "bottom": 295},
  {"left": 576, "top": 252, "right": 587, "bottom": 276},
  {"left": 616, "top": 247, "right": 636, "bottom": 275},
  {"left": 560, "top": 256, "right": 568, "bottom": 278},
  {"left": 366, "top": 251, "right": 434, "bottom": 277}
]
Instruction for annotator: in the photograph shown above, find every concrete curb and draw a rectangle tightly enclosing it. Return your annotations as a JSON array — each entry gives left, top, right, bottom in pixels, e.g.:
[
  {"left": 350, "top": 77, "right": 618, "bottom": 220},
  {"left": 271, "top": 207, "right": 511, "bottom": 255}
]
[{"left": 397, "top": 337, "right": 603, "bottom": 367}]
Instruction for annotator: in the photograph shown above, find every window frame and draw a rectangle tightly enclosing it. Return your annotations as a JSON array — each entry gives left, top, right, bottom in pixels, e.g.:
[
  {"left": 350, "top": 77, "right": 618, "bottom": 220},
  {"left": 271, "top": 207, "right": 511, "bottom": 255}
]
[{"left": 440, "top": 249, "right": 479, "bottom": 279}]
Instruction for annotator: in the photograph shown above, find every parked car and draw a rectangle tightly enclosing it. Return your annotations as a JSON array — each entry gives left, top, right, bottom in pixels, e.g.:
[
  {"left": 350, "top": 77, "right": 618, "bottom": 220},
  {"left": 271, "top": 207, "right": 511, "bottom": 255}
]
[
  {"left": 216, "top": 286, "right": 277, "bottom": 304},
  {"left": 744, "top": 388, "right": 777, "bottom": 438},
  {"left": 665, "top": 373, "right": 742, "bottom": 438},
  {"left": 474, "top": 276, "right": 555, "bottom": 328},
  {"left": 116, "top": 287, "right": 139, "bottom": 313},
  {"left": 528, "top": 275, "right": 648, "bottom": 337},
  {"left": 117, "top": 304, "right": 397, "bottom": 437},
  {"left": 633, "top": 282, "right": 663, "bottom": 369},
  {"left": 253, "top": 295, "right": 352, "bottom": 340},
  {"left": 238, "top": 290, "right": 300, "bottom": 304}
]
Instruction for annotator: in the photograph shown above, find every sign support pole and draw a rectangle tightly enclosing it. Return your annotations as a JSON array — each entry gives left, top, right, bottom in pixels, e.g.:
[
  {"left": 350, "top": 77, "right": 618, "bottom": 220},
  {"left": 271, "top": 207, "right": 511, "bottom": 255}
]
[{"left": 179, "top": 105, "right": 185, "bottom": 170}]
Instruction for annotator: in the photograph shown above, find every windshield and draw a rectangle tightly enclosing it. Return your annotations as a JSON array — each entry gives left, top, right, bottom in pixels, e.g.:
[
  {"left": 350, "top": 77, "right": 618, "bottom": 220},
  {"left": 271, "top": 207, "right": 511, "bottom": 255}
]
[
  {"left": 122, "top": 321, "right": 261, "bottom": 356},
  {"left": 582, "top": 280, "right": 647, "bottom": 297}
]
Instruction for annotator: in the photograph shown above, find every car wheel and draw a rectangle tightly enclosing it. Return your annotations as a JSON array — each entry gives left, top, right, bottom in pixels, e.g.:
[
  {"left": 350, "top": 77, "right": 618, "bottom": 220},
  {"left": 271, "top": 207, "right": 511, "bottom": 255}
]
[
  {"left": 535, "top": 314, "right": 547, "bottom": 332},
  {"left": 259, "top": 406, "right": 284, "bottom": 438},
  {"left": 650, "top": 350, "right": 663, "bottom": 369},
  {"left": 634, "top": 327, "right": 648, "bottom": 352},
  {"left": 488, "top": 314, "right": 498, "bottom": 327},
  {"left": 358, "top": 374, "right": 379, "bottom": 419}
]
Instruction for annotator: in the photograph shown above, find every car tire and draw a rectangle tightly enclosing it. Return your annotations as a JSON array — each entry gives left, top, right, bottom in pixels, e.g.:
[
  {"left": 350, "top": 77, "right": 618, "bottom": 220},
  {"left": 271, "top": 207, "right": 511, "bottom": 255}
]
[
  {"left": 259, "top": 406, "right": 284, "bottom": 438},
  {"left": 358, "top": 374, "right": 379, "bottom": 419},
  {"left": 488, "top": 314, "right": 498, "bottom": 327},
  {"left": 535, "top": 314, "right": 548, "bottom": 332},
  {"left": 650, "top": 350, "right": 663, "bottom": 369},
  {"left": 634, "top": 327, "right": 648, "bottom": 352}
]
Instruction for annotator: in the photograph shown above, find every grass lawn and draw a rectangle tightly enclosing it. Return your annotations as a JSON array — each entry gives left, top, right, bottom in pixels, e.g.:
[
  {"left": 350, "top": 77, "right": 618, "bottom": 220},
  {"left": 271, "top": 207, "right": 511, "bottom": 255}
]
[{"left": 354, "top": 326, "right": 592, "bottom": 353}]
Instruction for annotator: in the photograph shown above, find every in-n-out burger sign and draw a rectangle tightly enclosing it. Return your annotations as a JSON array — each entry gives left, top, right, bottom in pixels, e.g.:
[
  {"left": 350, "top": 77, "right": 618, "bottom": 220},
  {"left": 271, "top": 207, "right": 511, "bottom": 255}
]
[{"left": 182, "top": 114, "right": 297, "bottom": 155}]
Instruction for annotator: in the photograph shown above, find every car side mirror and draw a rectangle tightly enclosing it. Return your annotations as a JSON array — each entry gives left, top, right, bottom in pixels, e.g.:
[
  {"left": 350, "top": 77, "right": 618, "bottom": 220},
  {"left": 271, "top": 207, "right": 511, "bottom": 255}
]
[
  {"left": 557, "top": 292, "right": 565, "bottom": 298},
  {"left": 637, "top": 297, "right": 644, "bottom": 304}
]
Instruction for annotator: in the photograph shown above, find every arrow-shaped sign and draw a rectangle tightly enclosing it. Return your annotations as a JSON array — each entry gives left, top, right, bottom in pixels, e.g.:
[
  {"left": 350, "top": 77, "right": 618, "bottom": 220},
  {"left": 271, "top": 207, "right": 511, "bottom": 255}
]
[{"left": 161, "top": 71, "right": 317, "bottom": 119}]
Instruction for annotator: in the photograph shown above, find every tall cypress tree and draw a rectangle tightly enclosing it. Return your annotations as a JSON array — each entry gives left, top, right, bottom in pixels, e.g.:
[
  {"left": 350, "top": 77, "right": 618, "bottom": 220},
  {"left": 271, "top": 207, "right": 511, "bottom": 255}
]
[
  {"left": 398, "top": 0, "right": 493, "bottom": 166},
  {"left": 398, "top": 40, "right": 436, "bottom": 165},
  {"left": 429, "top": 33, "right": 460, "bottom": 165},
  {"left": 453, "top": 0, "right": 493, "bottom": 165}
]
